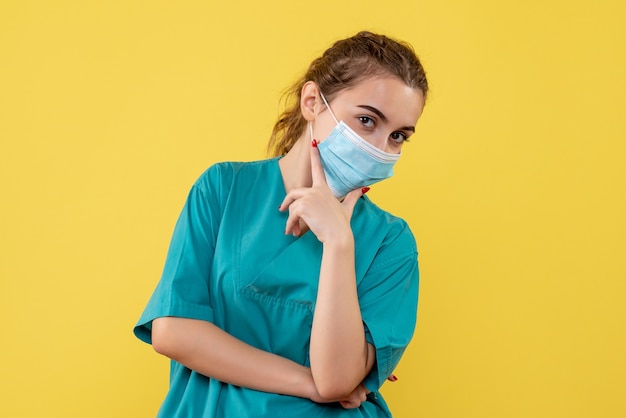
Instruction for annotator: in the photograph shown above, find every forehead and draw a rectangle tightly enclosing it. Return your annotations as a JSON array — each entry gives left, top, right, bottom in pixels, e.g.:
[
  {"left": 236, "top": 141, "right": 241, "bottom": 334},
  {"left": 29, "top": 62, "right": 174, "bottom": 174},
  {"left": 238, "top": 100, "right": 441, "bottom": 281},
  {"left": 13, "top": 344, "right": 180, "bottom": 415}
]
[{"left": 332, "top": 76, "right": 425, "bottom": 124}]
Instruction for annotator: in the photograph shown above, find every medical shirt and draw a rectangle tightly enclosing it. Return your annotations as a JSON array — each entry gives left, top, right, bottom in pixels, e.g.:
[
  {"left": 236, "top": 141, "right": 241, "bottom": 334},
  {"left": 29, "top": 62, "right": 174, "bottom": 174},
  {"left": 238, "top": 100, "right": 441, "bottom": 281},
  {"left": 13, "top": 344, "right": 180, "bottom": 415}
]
[{"left": 134, "top": 157, "right": 419, "bottom": 417}]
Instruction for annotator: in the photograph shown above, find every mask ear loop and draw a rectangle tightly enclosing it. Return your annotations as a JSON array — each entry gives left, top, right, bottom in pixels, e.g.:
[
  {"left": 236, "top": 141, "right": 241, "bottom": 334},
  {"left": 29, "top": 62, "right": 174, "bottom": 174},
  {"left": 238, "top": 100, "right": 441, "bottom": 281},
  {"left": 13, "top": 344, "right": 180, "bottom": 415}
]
[{"left": 319, "top": 91, "right": 340, "bottom": 125}]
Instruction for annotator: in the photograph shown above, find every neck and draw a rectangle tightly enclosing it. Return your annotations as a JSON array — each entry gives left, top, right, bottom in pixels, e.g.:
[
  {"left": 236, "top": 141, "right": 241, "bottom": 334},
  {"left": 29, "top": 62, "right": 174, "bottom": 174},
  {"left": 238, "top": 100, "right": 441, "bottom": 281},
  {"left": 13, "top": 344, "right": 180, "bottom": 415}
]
[{"left": 278, "top": 135, "right": 312, "bottom": 193}]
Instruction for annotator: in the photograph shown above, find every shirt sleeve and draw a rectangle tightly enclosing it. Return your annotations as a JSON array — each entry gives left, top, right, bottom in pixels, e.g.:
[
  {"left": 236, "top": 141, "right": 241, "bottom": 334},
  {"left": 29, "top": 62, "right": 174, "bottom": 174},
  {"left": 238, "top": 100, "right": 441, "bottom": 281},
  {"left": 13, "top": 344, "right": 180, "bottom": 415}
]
[
  {"left": 133, "top": 165, "right": 230, "bottom": 345},
  {"left": 359, "top": 224, "right": 419, "bottom": 392}
]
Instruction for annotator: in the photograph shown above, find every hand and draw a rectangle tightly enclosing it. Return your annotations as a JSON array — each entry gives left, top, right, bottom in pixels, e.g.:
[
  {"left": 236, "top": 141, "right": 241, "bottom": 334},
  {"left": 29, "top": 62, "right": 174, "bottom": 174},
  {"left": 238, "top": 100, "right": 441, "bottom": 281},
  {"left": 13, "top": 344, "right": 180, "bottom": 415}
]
[
  {"left": 279, "top": 140, "right": 367, "bottom": 242},
  {"left": 338, "top": 375, "right": 396, "bottom": 408},
  {"left": 338, "top": 383, "right": 370, "bottom": 409}
]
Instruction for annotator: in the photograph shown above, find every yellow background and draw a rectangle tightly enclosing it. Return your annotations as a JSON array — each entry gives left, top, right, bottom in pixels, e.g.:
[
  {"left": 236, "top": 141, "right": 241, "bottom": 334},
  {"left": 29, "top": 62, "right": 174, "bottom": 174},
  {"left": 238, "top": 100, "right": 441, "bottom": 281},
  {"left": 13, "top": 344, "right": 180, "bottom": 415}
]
[{"left": 1, "top": 0, "right": 625, "bottom": 417}]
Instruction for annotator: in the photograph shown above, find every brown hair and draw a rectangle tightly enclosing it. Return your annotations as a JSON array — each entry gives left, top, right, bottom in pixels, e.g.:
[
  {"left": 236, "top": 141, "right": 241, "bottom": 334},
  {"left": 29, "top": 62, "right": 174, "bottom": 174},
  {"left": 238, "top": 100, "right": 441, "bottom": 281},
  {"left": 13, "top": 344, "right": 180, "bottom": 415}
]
[{"left": 267, "top": 31, "right": 429, "bottom": 157}]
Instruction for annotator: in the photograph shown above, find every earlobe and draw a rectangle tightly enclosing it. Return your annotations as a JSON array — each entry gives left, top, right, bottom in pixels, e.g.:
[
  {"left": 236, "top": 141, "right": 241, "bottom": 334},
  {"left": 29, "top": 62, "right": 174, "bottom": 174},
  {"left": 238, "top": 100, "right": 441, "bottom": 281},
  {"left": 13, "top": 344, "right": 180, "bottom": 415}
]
[{"left": 300, "top": 81, "right": 319, "bottom": 122}]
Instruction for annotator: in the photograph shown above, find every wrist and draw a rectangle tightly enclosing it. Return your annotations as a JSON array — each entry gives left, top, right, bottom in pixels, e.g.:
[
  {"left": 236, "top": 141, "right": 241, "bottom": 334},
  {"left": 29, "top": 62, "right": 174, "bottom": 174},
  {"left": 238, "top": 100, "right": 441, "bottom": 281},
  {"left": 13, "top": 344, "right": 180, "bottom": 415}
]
[
  {"left": 322, "top": 228, "right": 354, "bottom": 251},
  {"left": 292, "top": 366, "right": 321, "bottom": 401}
]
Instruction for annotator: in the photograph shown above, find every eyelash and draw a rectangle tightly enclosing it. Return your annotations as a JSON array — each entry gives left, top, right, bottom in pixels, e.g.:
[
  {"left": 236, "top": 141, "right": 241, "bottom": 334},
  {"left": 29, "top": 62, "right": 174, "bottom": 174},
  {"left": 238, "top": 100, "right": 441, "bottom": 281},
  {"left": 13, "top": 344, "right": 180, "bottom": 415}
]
[
  {"left": 358, "top": 116, "right": 375, "bottom": 128},
  {"left": 391, "top": 132, "right": 409, "bottom": 143},
  {"left": 358, "top": 116, "right": 410, "bottom": 143}
]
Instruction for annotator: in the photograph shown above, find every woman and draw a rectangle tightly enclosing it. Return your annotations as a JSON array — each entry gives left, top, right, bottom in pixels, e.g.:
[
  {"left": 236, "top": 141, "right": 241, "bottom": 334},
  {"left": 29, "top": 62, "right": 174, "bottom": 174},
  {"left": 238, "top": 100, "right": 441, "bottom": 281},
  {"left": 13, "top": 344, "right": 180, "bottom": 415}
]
[{"left": 134, "top": 31, "right": 428, "bottom": 417}]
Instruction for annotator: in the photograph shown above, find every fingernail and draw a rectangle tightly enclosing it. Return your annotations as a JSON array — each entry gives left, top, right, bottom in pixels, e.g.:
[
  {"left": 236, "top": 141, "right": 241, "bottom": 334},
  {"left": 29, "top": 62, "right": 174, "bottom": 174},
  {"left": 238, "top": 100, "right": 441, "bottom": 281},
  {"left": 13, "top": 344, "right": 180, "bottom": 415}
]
[
  {"left": 311, "top": 139, "right": 318, "bottom": 147},
  {"left": 361, "top": 187, "right": 370, "bottom": 195},
  {"left": 388, "top": 374, "right": 398, "bottom": 382}
]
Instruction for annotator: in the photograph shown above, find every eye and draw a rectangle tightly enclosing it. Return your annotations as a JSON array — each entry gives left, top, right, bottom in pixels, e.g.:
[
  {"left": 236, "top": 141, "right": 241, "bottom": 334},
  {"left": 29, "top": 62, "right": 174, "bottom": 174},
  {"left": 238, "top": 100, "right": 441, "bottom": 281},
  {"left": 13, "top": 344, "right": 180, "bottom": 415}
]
[
  {"left": 358, "top": 116, "right": 375, "bottom": 129},
  {"left": 390, "top": 131, "right": 410, "bottom": 144}
]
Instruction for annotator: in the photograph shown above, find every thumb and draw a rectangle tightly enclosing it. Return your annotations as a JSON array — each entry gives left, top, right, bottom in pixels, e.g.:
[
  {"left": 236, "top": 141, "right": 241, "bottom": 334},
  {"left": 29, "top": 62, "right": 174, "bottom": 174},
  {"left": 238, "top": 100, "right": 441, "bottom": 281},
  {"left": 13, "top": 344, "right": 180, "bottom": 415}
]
[{"left": 342, "top": 186, "right": 370, "bottom": 216}]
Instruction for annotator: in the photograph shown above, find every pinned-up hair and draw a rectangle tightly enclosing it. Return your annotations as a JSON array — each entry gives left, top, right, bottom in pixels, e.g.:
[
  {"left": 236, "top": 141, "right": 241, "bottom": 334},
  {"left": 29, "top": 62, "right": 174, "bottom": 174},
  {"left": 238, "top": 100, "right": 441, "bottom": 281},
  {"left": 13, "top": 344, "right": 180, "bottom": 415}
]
[{"left": 267, "top": 31, "right": 429, "bottom": 157}]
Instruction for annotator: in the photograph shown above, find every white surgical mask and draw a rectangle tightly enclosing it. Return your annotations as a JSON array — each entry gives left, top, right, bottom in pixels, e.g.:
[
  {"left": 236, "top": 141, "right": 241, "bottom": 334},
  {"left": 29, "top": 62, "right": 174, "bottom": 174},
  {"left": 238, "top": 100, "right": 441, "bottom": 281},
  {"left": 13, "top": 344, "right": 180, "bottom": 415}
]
[{"left": 314, "top": 92, "right": 400, "bottom": 198}]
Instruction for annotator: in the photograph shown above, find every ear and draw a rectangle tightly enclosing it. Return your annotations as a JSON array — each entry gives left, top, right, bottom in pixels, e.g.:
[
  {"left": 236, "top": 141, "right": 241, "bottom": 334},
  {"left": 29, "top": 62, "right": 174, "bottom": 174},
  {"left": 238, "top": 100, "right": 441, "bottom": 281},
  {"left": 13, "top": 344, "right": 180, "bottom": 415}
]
[{"left": 300, "top": 81, "right": 320, "bottom": 122}]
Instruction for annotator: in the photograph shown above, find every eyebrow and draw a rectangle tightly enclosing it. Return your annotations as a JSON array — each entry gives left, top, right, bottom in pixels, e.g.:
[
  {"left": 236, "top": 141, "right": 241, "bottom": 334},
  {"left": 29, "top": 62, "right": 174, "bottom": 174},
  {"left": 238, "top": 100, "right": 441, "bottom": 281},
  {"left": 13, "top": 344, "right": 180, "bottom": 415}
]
[{"left": 357, "top": 105, "right": 415, "bottom": 132}]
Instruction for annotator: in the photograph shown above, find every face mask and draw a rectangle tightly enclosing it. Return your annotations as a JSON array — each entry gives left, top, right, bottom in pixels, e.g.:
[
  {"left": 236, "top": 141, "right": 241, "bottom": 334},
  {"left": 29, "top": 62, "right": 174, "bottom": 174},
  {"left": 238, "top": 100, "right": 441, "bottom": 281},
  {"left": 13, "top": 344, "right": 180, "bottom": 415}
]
[{"left": 314, "top": 92, "right": 401, "bottom": 198}]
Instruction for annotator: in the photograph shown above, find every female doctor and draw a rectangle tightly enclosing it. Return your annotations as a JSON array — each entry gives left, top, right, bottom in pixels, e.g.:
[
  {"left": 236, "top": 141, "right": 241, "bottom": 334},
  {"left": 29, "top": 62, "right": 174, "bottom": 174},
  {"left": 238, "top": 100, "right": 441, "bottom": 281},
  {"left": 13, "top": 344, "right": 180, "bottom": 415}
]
[{"left": 134, "top": 31, "right": 429, "bottom": 417}]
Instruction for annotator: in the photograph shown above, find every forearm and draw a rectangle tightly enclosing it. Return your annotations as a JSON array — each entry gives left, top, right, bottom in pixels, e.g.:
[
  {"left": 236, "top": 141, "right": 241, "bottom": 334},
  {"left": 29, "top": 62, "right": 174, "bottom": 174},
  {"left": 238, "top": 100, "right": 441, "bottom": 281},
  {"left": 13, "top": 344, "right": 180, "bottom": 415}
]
[
  {"left": 151, "top": 316, "right": 317, "bottom": 399},
  {"left": 309, "top": 235, "right": 375, "bottom": 398}
]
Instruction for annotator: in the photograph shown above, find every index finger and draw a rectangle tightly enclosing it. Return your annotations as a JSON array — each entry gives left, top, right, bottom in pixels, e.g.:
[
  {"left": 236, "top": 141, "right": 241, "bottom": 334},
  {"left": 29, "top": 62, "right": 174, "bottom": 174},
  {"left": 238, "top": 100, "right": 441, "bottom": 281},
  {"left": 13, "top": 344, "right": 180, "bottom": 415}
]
[{"left": 310, "top": 139, "right": 327, "bottom": 186}]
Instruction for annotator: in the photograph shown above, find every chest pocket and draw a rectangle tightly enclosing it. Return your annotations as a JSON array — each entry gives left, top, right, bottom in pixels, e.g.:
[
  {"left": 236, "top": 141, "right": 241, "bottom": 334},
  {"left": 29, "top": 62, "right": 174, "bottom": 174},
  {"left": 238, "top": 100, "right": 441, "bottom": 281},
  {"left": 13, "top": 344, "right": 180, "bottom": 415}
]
[
  {"left": 238, "top": 231, "right": 322, "bottom": 313},
  {"left": 233, "top": 231, "right": 321, "bottom": 364}
]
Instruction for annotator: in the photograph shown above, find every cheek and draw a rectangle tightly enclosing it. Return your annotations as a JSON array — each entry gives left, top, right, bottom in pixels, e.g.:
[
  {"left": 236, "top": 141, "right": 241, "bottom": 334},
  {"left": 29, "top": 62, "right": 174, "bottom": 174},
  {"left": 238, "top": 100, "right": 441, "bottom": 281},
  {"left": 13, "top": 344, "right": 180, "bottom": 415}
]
[{"left": 312, "top": 118, "right": 336, "bottom": 143}]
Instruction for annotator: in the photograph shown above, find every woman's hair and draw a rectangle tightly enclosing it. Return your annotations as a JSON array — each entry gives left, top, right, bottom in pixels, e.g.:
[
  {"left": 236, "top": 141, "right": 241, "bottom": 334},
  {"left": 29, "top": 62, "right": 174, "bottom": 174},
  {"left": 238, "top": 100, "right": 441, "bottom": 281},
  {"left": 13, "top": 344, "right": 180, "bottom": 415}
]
[{"left": 267, "top": 31, "right": 429, "bottom": 157}]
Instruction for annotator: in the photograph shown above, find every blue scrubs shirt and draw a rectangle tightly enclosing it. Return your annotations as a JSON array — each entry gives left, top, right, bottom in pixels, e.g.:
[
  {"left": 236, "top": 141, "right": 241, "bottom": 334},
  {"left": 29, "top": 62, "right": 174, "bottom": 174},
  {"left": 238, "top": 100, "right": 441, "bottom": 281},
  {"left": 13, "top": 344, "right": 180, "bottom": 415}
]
[{"left": 134, "top": 158, "right": 419, "bottom": 417}]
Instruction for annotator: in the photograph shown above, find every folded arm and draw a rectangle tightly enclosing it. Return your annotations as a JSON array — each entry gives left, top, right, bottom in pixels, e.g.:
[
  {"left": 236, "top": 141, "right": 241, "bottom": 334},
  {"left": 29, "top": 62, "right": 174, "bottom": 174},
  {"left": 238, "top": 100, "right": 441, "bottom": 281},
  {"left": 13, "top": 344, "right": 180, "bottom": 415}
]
[
  {"left": 151, "top": 316, "right": 369, "bottom": 405},
  {"left": 309, "top": 236, "right": 377, "bottom": 400},
  {"left": 151, "top": 317, "right": 318, "bottom": 398}
]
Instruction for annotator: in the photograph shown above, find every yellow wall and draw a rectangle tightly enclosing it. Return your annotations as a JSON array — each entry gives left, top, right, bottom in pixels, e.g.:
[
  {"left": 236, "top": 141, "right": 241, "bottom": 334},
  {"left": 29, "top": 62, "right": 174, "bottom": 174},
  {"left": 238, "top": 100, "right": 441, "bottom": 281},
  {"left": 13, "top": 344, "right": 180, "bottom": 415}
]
[{"left": 1, "top": 1, "right": 625, "bottom": 417}]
